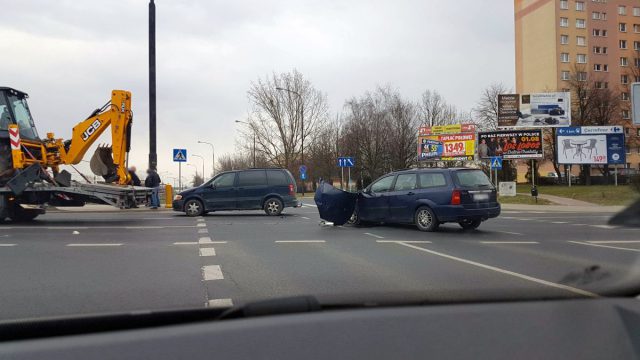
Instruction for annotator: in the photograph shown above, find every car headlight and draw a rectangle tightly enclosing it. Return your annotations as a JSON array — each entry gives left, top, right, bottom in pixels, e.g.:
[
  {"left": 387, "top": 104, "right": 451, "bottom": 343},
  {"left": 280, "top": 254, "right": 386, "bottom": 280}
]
[{"left": 174, "top": 195, "right": 183, "bottom": 201}]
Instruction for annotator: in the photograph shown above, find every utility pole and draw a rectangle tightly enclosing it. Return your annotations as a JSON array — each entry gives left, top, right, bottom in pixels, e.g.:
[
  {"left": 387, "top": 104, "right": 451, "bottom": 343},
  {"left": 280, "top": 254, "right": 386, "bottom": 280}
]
[
  {"left": 193, "top": 154, "right": 205, "bottom": 181},
  {"left": 197, "top": 141, "right": 215, "bottom": 177},
  {"left": 148, "top": 0, "right": 157, "bottom": 170},
  {"left": 276, "top": 87, "right": 304, "bottom": 196}
]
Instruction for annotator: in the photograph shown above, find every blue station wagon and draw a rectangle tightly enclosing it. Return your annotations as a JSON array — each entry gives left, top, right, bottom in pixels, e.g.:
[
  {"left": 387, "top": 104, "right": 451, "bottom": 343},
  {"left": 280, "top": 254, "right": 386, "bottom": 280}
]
[{"left": 350, "top": 168, "right": 500, "bottom": 231}]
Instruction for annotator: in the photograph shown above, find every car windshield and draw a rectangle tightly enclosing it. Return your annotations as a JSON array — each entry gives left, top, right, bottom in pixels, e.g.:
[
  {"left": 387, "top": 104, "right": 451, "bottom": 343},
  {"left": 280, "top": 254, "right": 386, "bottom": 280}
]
[{"left": 1, "top": 0, "right": 640, "bottom": 331}]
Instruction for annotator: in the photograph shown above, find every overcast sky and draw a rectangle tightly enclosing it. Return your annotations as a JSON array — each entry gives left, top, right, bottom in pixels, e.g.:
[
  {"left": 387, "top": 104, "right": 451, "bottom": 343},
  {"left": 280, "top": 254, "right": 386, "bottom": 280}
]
[{"left": 0, "top": 0, "right": 514, "bottom": 182}]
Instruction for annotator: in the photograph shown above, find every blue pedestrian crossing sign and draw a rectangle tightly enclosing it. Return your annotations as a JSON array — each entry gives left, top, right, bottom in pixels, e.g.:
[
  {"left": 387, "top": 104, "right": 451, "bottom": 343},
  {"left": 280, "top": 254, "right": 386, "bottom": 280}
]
[
  {"left": 490, "top": 156, "right": 502, "bottom": 170},
  {"left": 173, "top": 149, "right": 187, "bottom": 162}
]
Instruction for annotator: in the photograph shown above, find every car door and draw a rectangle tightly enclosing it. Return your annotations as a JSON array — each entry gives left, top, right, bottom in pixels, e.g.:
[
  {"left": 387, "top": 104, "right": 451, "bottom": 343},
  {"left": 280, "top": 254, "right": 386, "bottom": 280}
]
[
  {"left": 236, "top": 170, "right": 268, "bottom": 209},
  {"left": 387, "top": 173, "right": 419, "bottom": 223},
  {"left": 359, "top": 175, "right": 395, "bottom": 221},
  {"left": 416, "top": 172, "right": 450, "bottom": 206},
  {"left": 202, "top": 172, "right": 237, "bottom": 210}
]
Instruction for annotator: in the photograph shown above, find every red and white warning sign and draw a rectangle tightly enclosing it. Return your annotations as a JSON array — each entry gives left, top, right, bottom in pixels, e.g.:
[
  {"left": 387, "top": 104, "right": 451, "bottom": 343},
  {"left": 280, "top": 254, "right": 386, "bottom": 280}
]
[{"left": 9, "top": 126, "right": 20, "bottom": 150}]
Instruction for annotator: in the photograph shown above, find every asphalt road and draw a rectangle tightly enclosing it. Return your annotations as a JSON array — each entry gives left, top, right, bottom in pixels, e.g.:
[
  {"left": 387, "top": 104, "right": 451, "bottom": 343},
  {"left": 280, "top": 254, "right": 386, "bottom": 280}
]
[{"left": 0, "top": 202, "right": 639, "bottom": 320}]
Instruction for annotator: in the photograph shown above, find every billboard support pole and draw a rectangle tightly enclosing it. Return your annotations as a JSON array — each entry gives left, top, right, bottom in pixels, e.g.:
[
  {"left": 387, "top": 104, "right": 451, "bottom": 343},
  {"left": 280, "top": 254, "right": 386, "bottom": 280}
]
[
  {"left": 178, "top": 163, "right": 182, "bottom": 191},
  {"left": 568, "top": 165, "right": 571, "bottom": 188},
  {"left": 614, "top": 165, "right": 618, "bottom": 186},
  {"left": 531, "top": 160, "right": 535, "bottom": 186}
]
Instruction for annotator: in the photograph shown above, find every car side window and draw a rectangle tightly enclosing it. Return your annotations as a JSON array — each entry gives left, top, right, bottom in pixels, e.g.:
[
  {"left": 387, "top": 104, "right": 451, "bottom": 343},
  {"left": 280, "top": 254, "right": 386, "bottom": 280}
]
[
  {"left": 237, "top": 170, "right": 267, "bottom": 187},
  {"left": 267, "top": 170, "right": 288, "bottom": 186},
  {"left": 418, "top": 173, "right": 447, "bottom": 188},
  {"left": 393, "top": 174, "right": 417, "bottom": 191},
  {"left": 370, "top": 176, "right": 395, "bottom": 193},
  {"left": 213, "top": 173, "right": 236, "bottom": 188}
]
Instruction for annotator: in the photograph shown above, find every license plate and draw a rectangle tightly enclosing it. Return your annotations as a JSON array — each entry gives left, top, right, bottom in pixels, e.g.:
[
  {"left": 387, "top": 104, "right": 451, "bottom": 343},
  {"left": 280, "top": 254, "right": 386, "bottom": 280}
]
[{"left": 473, "top": 193, "right": 489, "bottom": 201}]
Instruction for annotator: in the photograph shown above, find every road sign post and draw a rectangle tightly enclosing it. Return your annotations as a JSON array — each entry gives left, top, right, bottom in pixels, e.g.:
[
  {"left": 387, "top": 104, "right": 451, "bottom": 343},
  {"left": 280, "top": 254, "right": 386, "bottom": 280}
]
[
  {"left": 337, "top": 157, "right": 355, "bottom": 191},
  {"left": 490, "top": 157, "right": 502, "bottom": 187},
  {"left": 173, "top": 149, "right": 187, "bottom": 191},
  {"left": 299, "top": 165, "right": 307, "bottom": 196}
]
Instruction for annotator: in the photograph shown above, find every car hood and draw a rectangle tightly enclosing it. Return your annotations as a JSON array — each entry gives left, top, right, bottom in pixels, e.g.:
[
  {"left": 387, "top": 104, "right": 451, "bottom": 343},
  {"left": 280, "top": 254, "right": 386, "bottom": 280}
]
[{"left": 179, "top": 187, "right": 198, "bottom": 196}]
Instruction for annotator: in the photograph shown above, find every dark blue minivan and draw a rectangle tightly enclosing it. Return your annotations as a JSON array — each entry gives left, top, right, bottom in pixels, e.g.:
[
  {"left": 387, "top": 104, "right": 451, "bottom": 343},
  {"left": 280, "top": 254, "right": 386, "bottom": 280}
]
[
  {"left": 351, "top": 168, "right": 500, "bottom": 231},
  {"left": 173, "top": 168, "right": 300, "bottom": 217}
]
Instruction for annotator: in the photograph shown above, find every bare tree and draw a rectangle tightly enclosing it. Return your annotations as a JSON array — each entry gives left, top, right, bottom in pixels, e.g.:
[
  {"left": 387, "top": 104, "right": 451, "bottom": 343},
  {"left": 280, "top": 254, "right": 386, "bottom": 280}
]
[
  {"left": 473, "top": 83, "right": 510, "bottom": 131},
  {"left": 191, "top": 173, "right": 204, "bottom": 187},
  {"left": 247, "top": 69, "right": 328, "bottom": 171},
  {"left": 418, "top": 90, "right": 461, "bottom": 126},
  {"left": 216, "top": 153, "right": 252, "bottom": 173}
]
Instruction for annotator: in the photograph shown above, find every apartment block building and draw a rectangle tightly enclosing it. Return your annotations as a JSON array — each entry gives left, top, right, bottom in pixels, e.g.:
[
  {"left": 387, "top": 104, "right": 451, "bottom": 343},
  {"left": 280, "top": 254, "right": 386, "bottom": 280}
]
[{"left": 515, "top": 0, "right": 640, "bottom": 176}]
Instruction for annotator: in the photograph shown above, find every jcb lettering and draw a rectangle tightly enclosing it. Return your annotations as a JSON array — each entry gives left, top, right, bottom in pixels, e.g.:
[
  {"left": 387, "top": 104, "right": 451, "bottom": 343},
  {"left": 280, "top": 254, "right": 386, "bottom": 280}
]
[{"left": 81, "top": 120, "right": 102, "bottom": 141}]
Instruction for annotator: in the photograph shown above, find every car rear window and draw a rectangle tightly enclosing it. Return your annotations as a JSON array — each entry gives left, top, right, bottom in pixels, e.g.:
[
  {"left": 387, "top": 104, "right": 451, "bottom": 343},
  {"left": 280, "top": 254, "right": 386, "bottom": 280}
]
[
  {"left": 267, "top": 170, "right": 289, "bottom": 186},
  {"left": 418, "top": 173, "right": 447, "bottom": 188},
  {"left": 237, "top": 170, "right": 267, "bottom": 186},
  {"left": 454, "top": 170, "right": 492, "bottom": 187}
]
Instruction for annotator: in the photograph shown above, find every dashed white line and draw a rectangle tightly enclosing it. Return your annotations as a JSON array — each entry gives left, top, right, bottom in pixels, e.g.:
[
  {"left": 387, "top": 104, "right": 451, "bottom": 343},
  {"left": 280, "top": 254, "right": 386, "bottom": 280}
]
[
  {"left": 376, "top": 240, "right": 431, "bottom": 244},
  {"left": 66, "top": 243, "right": 123, "bottom": 247},
  {"left": 587, "top": 240, "right": 640, "bottom": 244},
  {"left": 551, "top": 221, "right": 569, "bottom": 224},
  {"left": 481, "top": 241, "right": 539, "bottom": 244},
  {"left": 275, "top": 240, "right": 326, "bottom": 244},
  {"left": 569, "top": 241, "right": 640, "bottom": 252},
  {"left": 364, "top": 232, "right": 385, "bottom": 239},
  {"left": 125, "top": 226, "right": 163, "bottom": 229},
  {"left": 301, "top": 216, "right": 310, "bottom": 220},
  {"left": 199, "top": 248, "right": 216, "bottom": 257},
  {"left": 303, "top": 204, "right": 317, "bottom": 208},
  {"left": 173, "top": 242, "right": 199, "bottom": 245},
  {"left": 0, "top": 244, "right": 17, "bottom": 247},
  {"left": 202, "top": 265, "right": 224, "bottom": 280},
  {"left": 495, "top": 231, "right": 524, "bottom": 236},
  {"left": 207, "top": 298, "right": 233, "bottom": 308},
  {"left": 390, "top": 242, "right": 598, "bottom": 298},
  {"left": 590, "top": 225, "right": 618, "bottom": 229}
]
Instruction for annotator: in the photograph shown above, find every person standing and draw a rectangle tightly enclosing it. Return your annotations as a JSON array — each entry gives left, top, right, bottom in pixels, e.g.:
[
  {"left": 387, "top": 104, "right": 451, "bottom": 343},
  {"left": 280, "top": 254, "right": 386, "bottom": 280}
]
[
  {"left": 145, "top": 169, "right": 161, "bottom": 209},
  {"left": 478, "top": 139, "right": 489, "bottom": 159},
  {"left": 128, "top": 166, "right": 142, "bottom": 186}
]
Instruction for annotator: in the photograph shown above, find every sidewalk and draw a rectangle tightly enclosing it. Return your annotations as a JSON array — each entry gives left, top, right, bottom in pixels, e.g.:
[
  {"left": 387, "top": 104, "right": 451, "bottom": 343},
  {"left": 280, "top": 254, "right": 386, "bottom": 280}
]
[
  {"left": 516, "top": 193, "right": 597, "bottom": 207},
  {"left": 501, "top": 203, "right": 625, "bottom": 213}
]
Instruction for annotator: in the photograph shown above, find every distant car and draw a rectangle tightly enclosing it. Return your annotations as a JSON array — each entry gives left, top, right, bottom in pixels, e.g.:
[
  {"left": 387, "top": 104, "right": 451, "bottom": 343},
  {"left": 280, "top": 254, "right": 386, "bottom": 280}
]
[
  {"left": 548, "top": 107, "right": 565, "bottom": 116},
  {"left": 173, "top": 168, "right": 301, "bottom": 216},
  {"left": 350, "top": 168, "right": 500, "bottom": 231}
]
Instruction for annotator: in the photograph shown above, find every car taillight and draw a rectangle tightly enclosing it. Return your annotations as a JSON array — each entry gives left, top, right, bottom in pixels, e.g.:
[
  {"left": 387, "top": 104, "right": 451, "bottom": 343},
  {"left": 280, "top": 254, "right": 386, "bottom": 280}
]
[
  {"left": 289, "top": 184, "right": 295, "bottom": 195},
  {"left": 451, "top": 189, "right": 461, "bottom": 205}
]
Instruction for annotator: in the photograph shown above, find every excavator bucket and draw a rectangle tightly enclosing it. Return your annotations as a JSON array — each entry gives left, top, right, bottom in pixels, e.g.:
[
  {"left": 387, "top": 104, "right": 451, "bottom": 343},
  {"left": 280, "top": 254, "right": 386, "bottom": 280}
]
[{"left": 90, "top": 145, "right": 118, "bottom": 183}]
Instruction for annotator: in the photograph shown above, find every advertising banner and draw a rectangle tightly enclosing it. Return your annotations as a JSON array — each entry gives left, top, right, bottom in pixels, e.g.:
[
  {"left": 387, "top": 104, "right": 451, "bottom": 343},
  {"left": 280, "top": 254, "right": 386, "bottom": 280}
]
[
  {"left": 418, "top": 124, "right": 476, "bottom": 161},
  {"left": 478, "top": 130, "right": 543, "bottom": 159},
  {"left": 556, "top": 127, "right": 626, "bottom": 165},
  {"left": 498, "top": 92, "right": 571, "bottom": 128}
]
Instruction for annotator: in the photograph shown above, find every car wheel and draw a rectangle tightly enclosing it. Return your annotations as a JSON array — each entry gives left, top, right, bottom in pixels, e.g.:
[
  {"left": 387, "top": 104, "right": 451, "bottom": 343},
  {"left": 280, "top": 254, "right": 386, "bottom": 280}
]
[
  {"left": 264, "top": 197, "right": 283, "bottom": 216},
  {"left": 8, "top": 205, "right": 41, "bottom": 222},
  {"left": 347, "top": 210, "right": 361, "bottom": 226},
  {"left": 184, "top": 199, "right": 204, "bottom": 217},
  {"left": 459, "top": 219, "right": 481, "bottom": 230},
  {"left": 415, "top": 206, "right": 438, "bottom": 232}
]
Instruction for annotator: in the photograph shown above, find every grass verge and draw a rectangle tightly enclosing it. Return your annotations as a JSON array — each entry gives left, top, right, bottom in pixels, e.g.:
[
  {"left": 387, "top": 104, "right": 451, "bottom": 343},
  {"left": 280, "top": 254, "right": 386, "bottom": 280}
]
[{"left": 516, "top": 184, "right": 639, "bottom": 206}]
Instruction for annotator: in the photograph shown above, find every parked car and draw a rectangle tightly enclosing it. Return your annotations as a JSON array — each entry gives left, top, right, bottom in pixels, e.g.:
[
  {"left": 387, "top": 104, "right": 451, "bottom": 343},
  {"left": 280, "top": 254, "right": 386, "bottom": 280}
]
[
  {"left": 348, "top": 168, "right": 500, "bottom": 231},
  {"left": 173, "top": 168, "right": 301, "bottom": 217}
]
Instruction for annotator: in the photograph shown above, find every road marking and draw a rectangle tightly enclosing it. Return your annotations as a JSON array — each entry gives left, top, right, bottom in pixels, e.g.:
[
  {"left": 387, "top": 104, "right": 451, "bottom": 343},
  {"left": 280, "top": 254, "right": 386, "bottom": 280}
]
[
  {"left": 199, "top": 248, "right": 216, "bottom": 257},
  {"left": 142, "top": 217, "right": 175, "bottom": 220},
  {"left": 0, "top": 244, "right": 17, "bottom": 247},
  {"left": 364, "top": 232, "right": 384, "bottom": 239},
  {"left": 590, "top": 225, "right": 618, "bottom": 229},
  {"left": 481, "top": 241, "right": 539, "bottom": 244},
  {"left": 275, "top": 240, "right": 326, "bottom": 243},
  {"left": 198, "top": 229, "right": 208, "bottom": 234},
  {"left": 552, "top": 221, "right": 569, "bottom": 224},
  {"left": 207, "top": 298, "right": 233, "bottom": 308},
  {"left": 572, "top": 224, "right": 587, "bottom": 226},
  {"left": 390, "top": 242, "right": 598, "bottom": 298},
  {"left": 66, "top": 243, "right": 123, "bottom": 247},
  {"left": 202, "top": 265, "right": 224, "bottom": 280},
  {"left": 199, "top": 237, "right": 213, "bottom": 244},
  {"left": 301, "top": 216, "right": 310, "bottom": 220},
  {"left": 303, "top": 204, "right": 317, "bottom": 208},
  {"left": 587, "top": 240, "right": 640, "bottom": 244},
  {"left": 495, "top": 231, "right": 524, "bottom": 236},
  {"left": 376, "top": 240, "right": 431, "bottom": 244},
  {"left": 125, "top": 226, "right": 164, "bottom": 229},
  {"left": 569, "top": 241, "right": 640, "bottom": 253},
  {"left": 197, "top": 223, "right": 206, "bottom": 227},
  {"left": 197, "top": 218, "right": 205, "bottom": 222},
  {"left": 173, "top": 242, "right": 198, "bottom": 245},
  {"left": 516, "top": 218, "right": 533, "bottom": 221},
  {"left": 207, "top": 241, "right": 228, "bottom": 244}
]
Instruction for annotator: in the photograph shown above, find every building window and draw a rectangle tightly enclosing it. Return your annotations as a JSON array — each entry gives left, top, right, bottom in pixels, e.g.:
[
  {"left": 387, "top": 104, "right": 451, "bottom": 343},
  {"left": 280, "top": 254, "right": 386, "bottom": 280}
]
[
  {"left": 594, "top": 46, "right": 601, "bottom": 54},
  {"left": 561, "top": 71, "right": 571, "bottom": 80},
  {"left": 602, "top": 12, "right": 608, "bottom": 20},
  {"left": 620, "top": 40, "right": 628, "bottom": 49},
  {"left": 634, "top": 24, "right": 640, "bottom": 33},
  {"left": 602, "top": 46, "right": 608, "bottom": 53},
  {"left": 604, "top": 64, "right": 609, "bottom": 71},
  {"left": 602, "top": 29, "right": 608, "bottom": 36},
  {"left": 577, "top": 54, "right": 587, "bottom": 63},
  {"left": 621, "top": 57, "right": 629, "bottom": 66},
  {"left": 619, "top": 5, "right": 627, "bottom": 16},
  {"left": 621, "top": 74, "right": 629, "bottom": 84},
  {"left": 593, "top": 29, "right": 601, "bottom": 36},
  {"left": 561, "top": 53, "right": 570, "bottom": 62},
  {"left": 560, "top": 17, "right": 569, "bottom": 27},
  {"left": 634, "top": 41, "right": 640, "bottom": 50},
  {"left": 622, "top": 92, "right": 630, "bottom": 101},
  {"left": 635, "top": 76, "right": 640, "bottom": 82},
  {"left": 634, "top": 7, "right": 640, "bottom": 17},
  {"left": 577, "top": 19, "right": 586, "bottom": 28},
  {"left": 577, "top": 36, "right": 586, "bottom": 46},
  {"left": 594, "top": 64, "right": 602, "bottom": 71},
  {"left": 560, "top": 35, "right": 569, "bottom": 44},
  {"left": 635, "top": 58, "right": 640, "bottom": 67},
  {"left": 622, "top": 110, "right": 630, "bottom": 119},
  {"left": 576, "top": 1, "right": 585, "bottom": 11},
  {"left": 595, "top": 81, "right": 604, "bottom": 89},
  {"left": 560, "top": 0, "right": 569, "bottom": 10},
  {"left": 620, "top": 23, "right": 627, "bottom": 32},
  {"left": 593, "top": 12, "right": 601, "bottom": 20},
  {"left": 578, "top": 72, "right": 588, "bottom": 81}
]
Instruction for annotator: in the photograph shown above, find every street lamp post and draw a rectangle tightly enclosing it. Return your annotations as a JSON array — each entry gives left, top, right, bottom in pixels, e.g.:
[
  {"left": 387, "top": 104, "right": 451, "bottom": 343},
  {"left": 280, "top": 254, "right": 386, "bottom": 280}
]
[
  {"left": 193, "top": 154, "right": 205, "bottom": 181},
  {"left": 276, "top": 87, "right": 304, "bottom": 196},
  {"left": 235, "top": 120, "right": 256, "bottom": 168},
  {"left": 197, "top": 141, "right": 215, "bottom": 177}
]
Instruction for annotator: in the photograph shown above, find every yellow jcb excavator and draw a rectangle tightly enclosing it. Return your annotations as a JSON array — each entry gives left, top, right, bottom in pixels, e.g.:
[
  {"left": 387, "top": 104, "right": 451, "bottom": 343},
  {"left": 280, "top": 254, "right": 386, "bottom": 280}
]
[{"left": 0, "top": 87, "right": 150, "bottom": 221}]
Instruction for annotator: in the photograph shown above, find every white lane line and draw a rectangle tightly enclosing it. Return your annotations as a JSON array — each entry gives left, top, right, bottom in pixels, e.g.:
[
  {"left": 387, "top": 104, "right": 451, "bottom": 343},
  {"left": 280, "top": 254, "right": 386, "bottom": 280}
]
[
  {"left": 173, "top": 242, "right": 199, "bottom": 245},
  {"left": 391, "top": 242, "right": 598, "bottom": 298},
  {"left": 125, "top": 226, "right": 163, "bottom": 229},
  {"left": 364, "top": 232, "right": 385, "bottom": 239},
  {"left": 202, "top": 265, "right": 224, "bottom": 280},
  {"left": 481, "top": 241, "right": 539, "bottom": 244},
  {"left": 197, "top": 223, "right": 206, "bottom": 227},
  {"left": 591, "top": 225, "right": 618, "bottom": 229},
  {"left": 199, "top": 237, "right": 213, "bottom": 244},
  {"left": 197, "top": 218, "right": 205, "bottom": 222},
  {"left": 376, "top": 240, "right": 431, "bottom": 244},
  {"left": 199, "top": 248, "right": 216, "bottom": 257},
  {"left": 66, "top": 243, "right": 123, "bottom": 247},
  {"left": 301, "top": 216, "right": 310, "bottom": 220},
  {"left": 275, "top": 240, "right": 326, "bottom": 243},
  {"left": 142, "top": 217, "right": 175, "bottom": 220},
  {"left": 552, "top": 221, "right": 569, "bottom": 224},
  {"left": 198, "top": 229, "right": 209, "bottom": 234},
  {"left": 495, "top": 231, "right": 524, "bottom": 236},
  {"left": 516, "top": 218, "right": 533, "bottom": 221},
  {"left": 303, "top": 204, "right": 317, "bottom": 207},
  {"left": 569, "top": 241, "right": 640, "bottom": 253},
  {"left": 207, "top": 298, "right": 233, "bottom": 308},
  {"left": 572, "top": 224, "right": 587, "bottom": 226},
  {"left": 587, "top": 240, "right": 640, "bottom": 244},
  {"left": 0, "top": 244, "right": 17, "bottom": 247}
]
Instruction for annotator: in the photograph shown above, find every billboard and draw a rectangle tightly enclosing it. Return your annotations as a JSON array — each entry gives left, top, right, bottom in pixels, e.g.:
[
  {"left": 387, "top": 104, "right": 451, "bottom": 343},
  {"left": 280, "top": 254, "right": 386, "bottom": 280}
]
[
  {"left": 418, "top": 124, "right": 476, "bottom": 161},
  {"left": 556, "top": 127, "right": 626, "bottom": 165},
  {"left": 478, "top": 130, "right": 543, "bottom": 159},
  {"left": 498, "top": 92, "right": 571, "bottom": 128}
]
